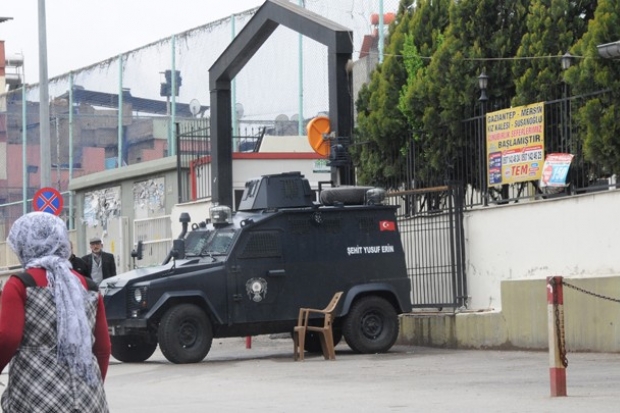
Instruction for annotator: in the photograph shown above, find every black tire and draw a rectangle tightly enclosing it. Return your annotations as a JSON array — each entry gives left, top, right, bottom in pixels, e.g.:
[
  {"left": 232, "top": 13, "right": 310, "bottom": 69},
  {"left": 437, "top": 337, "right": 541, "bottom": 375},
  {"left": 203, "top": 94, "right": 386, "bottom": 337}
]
[
  {"left": 111, "top": 335, "right": 158, "bottom": 363},
  {"left": 157, "top": 304, "right": 213, "bottom": 364},
  {"left": 343, "top": 296, "right": 399, "bottom": 354},
  {"left": 304, "top": 329, "right": 343, "bottom": 353}
]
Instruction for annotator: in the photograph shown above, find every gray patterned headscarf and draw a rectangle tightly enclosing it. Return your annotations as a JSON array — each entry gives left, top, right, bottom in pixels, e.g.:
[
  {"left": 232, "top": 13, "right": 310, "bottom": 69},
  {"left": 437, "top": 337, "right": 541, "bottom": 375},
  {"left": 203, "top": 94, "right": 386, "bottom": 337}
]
[{"left": 8, "top": 211, "right": 97, "bottom": 386}]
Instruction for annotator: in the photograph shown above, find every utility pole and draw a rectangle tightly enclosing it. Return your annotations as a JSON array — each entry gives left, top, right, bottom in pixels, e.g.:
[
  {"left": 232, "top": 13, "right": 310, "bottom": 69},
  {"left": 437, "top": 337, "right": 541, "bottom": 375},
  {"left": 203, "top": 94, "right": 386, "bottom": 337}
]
[{"left": 38, "top": 0, "right": 51, "bottom": 187}]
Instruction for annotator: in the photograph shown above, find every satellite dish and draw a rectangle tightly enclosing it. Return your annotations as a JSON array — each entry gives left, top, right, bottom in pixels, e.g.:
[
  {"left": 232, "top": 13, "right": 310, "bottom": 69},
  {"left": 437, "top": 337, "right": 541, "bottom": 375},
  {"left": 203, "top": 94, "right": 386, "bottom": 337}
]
[
  {"left": 189, "top": 99, "right": 201, "bottom": 116},
  {"left": 235, "top": 103, "right": 244, "bottom": 119},
  {"left": 306, "top": 116, "right": 331, "bottom": 157}
]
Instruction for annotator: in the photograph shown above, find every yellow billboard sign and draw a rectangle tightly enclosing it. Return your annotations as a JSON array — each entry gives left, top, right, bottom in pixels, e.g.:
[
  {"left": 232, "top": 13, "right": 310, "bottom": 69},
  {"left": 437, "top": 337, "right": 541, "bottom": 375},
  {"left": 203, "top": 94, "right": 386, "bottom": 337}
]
[{"left": 486, "top": 102, "right": 545, "bottom": 186}]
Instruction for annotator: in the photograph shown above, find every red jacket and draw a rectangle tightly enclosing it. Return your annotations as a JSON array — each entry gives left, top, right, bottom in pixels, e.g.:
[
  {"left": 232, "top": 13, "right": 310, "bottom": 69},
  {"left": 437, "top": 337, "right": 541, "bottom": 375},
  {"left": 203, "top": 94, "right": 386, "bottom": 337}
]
[{"left": 0, "top": 267, "right": 111, "bottom": 380}]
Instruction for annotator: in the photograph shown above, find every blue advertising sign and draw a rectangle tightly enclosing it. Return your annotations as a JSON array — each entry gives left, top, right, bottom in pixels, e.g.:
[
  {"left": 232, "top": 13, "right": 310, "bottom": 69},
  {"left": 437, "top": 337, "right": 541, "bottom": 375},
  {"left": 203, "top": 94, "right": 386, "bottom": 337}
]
[{"left": 540, "top": 153, "right": 574, "bottom": 188}]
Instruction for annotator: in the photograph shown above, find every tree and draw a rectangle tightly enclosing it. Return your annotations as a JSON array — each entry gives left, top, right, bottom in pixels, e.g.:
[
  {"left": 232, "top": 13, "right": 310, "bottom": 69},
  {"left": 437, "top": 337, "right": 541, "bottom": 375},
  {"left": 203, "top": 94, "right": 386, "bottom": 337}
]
[
  {"left": 354, "top": 0, "right": 455, "bottom": 188},
  {"left": 353, "top": 1, "right": 414, "bottom": 188},
  {"left": 401, "top": 0, "right": 529, "bottom": 189},
  {"left": 567, "top": 0, "right": 620, "bottom": 175},
  {"left": 353, "top": 0, "right": 617, "bottom": 194}
]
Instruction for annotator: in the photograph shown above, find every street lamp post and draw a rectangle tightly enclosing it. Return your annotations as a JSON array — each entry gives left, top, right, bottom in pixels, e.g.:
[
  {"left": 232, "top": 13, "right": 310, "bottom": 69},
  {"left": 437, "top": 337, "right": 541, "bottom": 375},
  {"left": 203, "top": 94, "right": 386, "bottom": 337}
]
[
  {"left": 561, "top": 52, "right": 572, "bottom": 154},
  {"left": 478, "top": 70, "right": 489, "bottom": 206},
  {"left": 597, "top": 41, "right": 620, "bottom": 59}
]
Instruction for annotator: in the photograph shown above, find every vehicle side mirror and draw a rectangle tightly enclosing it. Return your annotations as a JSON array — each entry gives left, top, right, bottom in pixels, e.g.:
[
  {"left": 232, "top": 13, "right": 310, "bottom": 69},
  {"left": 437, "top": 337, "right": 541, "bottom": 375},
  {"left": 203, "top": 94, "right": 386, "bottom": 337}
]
[
  {"left": 171, "top": 239, "right": 185, "bottom": 260},
  {"left": 131, "top": 240, "right": 144, "bottom": 260}
]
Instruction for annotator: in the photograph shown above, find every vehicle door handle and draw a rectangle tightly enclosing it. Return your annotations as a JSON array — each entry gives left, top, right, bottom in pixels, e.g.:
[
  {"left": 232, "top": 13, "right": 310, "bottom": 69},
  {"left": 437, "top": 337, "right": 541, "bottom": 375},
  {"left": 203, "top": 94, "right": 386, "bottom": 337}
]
[{"left": 267, "top": 269, "right": 285, "bottom": 277}]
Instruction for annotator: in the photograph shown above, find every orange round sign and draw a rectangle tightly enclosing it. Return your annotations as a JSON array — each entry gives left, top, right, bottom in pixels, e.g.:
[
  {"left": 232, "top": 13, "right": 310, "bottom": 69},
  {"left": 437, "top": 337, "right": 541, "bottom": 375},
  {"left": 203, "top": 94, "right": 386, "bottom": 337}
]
[{"left": 306, "top": 116, "right": 331, "bottom": 157}]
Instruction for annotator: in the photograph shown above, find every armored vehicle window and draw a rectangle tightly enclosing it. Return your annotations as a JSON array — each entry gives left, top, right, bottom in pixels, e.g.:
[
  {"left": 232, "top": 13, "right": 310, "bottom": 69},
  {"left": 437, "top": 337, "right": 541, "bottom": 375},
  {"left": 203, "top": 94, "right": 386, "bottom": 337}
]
[
  {"left": 237, "top": 231, "right": 282, "bottom": 259},
  {"left": 207, "top": 230, "right": 236, "bottom": 255},
  {"left": 184, "top": 229, "right": 236, "bottom": 256},
  {"left": 184, "top": 231, "right": 212, "bottom": 256}
]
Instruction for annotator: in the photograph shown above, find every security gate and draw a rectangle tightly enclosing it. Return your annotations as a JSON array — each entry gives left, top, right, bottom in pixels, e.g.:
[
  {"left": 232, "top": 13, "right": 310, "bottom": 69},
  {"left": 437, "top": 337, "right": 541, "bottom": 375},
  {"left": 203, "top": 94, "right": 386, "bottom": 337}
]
[{"left": 387, "top": 183, "right": 467, "bottom": 309}]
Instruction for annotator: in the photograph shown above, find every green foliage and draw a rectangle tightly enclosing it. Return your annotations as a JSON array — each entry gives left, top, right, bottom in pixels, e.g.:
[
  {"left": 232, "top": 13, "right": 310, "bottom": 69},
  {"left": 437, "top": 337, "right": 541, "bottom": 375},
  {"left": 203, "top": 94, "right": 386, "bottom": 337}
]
[
  {"left": 567, "top": 0, "right": 620, "bottom": 175},
  {"left": 354, "top": 0, "right": 619, "bottom": 189},
  {"left": 352, "top": 1, "right": 414, "bottom": 187},
  {"left": 511, "top": 0, "right": 593, "bottom": 106}
]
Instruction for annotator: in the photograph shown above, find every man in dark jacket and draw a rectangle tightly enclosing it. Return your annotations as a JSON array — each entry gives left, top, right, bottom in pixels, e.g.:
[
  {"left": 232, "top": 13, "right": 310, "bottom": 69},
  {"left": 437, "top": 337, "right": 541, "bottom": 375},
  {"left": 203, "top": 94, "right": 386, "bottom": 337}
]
[
  {"left": 68, "top": 241, "right": 90, "bottom": 278},
  {"left": 82, "top": 236, "right": 116, "bottom": 285}
]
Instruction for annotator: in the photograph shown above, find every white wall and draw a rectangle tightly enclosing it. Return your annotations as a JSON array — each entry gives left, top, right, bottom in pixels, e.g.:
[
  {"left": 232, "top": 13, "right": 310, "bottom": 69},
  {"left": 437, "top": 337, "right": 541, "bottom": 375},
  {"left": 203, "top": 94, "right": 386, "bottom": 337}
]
[
  {"left": 232, "top": 158, "right": 331, "bottom": 189},
  {"left": 465, "top": 189, "right": 620, "bottom": 310}
]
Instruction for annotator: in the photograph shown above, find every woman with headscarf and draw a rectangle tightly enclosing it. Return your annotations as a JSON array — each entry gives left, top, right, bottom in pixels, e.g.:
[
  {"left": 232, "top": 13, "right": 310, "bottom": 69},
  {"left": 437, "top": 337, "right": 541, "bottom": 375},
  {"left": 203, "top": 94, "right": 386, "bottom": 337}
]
[{"left": 0, "top": 212, "right": 111, "bottom": 412}]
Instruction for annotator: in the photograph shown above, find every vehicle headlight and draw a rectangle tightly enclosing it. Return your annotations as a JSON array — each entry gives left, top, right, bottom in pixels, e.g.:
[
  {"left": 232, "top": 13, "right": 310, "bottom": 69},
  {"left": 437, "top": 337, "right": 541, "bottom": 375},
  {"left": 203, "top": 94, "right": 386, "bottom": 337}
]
[
  {"left": 133, "top": 287, "right": 148, "bottom": 307},
  {"left": 128, "top": 286, "right": 149, "bottom": 318},
  {"left": 134, "top": 288, "right": 143, "bottom": 303}
]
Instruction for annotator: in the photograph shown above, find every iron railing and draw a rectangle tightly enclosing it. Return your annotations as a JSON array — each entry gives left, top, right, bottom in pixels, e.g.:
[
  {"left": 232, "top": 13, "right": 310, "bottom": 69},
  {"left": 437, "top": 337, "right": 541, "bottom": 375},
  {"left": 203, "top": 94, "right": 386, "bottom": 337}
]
[{"left": 355, "top": 90, "right": 614, "bottom": 209}]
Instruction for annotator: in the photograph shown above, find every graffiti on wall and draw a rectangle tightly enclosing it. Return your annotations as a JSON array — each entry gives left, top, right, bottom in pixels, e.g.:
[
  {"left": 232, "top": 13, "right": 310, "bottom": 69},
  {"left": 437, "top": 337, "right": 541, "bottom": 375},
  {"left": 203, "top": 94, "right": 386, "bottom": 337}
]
[
  {"left": 133, "top": 177, "right": 165, "bottom": 219},
  {"left": 83, "top": 186, "right": 121, "bottom": 233}
]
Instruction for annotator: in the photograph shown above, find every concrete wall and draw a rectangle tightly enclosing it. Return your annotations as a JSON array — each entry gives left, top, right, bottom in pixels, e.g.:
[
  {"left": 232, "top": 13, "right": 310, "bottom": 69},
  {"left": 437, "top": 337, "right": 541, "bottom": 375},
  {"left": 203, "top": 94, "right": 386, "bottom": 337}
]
[
  {"left": 465, "top": 189, "right": 620, "bottom": 310},
  {"left": 399, "top": 276, "right": 620, "bottom": 352},
  {"left": 399, "top": 189, "right": 620, "bottom": 352},
  {"left": 70, "top": 157, "right": 180, "bottom": 272}
]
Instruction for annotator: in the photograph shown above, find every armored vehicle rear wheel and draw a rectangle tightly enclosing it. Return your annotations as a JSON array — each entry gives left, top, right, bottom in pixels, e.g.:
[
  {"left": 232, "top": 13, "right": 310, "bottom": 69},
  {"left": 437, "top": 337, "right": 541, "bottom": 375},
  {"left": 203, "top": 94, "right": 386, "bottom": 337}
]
[
  {"left": 343, "top": 296, "right": 399, "bottom": 354},
  {"left": 158, "top": 304, "right": 213, "bottom": 364},
  {"left": 111, "top": 335, "right": 158, "bottom": 363}
]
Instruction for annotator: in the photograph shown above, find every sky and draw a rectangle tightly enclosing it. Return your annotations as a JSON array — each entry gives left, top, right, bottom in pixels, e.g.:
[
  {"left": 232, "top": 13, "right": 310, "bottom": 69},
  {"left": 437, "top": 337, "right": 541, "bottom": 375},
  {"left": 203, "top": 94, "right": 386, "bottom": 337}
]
[{"left": 0, "top": 0, "right": 265, "bottom": 82}]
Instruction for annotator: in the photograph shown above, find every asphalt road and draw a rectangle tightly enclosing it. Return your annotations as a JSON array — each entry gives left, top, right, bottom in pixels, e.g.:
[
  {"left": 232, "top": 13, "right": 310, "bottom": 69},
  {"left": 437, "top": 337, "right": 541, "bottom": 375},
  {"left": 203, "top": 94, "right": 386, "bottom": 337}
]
[
  {"left": 2, "top": 336, "right": 619, "bottom": 412},
  {"left": 104, "top": 336, "right": 619, "bottom": 413}
]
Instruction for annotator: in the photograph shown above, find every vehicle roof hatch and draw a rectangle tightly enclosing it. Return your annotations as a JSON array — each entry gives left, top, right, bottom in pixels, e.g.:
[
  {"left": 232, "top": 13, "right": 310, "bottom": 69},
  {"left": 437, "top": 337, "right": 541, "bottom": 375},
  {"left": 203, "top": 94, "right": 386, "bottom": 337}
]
[{"left": 237, "top": 172, "right": 314, "bottom": 211}]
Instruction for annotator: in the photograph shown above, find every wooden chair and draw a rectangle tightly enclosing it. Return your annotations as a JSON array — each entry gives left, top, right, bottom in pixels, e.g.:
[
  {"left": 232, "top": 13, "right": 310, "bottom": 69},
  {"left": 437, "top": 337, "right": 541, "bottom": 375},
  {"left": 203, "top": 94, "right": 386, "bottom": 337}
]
[{"left": 293, "top": 291, "right": 343, "bottom": 361}]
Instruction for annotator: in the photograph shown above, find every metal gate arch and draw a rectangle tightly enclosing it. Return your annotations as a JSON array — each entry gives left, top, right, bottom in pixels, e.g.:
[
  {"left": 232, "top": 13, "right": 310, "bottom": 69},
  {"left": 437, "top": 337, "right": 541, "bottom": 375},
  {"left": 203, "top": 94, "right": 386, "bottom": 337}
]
[
  {"left": 209, "top": 0, "right": 354, "bottom": 207},
  {"left": 387, "top": 183, "right": 467, "bottom": 309}
]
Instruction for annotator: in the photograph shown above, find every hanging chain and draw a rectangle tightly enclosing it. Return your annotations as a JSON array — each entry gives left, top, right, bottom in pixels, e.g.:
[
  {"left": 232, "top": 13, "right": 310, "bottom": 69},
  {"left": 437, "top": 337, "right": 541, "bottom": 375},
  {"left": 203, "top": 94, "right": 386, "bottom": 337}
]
[
  {"left": 553, "top": 302, "right": 568, "bottom": 368},
  {"left": 562, "top": 280, "right": 620, "bottom": 303},
  {"left": 552, "top": 278, "right": 620, "bottom": 368}
]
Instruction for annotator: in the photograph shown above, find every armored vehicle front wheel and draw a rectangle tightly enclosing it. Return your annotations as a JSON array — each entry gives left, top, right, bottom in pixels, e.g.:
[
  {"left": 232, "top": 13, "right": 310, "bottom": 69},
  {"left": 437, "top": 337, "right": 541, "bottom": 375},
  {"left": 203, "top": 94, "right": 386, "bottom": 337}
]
[
  {"left": 158, "top": 304, "right": 213, "bottom": 364},
  {"left": 111, "top": 335, "right": 158, "bottom": 363},
  {"left": 343, "top": 296, "right": 399, "bottom": 354}
]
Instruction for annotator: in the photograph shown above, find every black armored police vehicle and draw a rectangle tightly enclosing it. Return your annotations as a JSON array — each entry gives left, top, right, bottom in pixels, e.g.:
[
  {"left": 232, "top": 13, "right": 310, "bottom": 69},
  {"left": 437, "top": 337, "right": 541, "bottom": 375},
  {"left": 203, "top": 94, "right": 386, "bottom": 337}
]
[{"left": 100, "top": 172, "right": 412, "bottom": 364}]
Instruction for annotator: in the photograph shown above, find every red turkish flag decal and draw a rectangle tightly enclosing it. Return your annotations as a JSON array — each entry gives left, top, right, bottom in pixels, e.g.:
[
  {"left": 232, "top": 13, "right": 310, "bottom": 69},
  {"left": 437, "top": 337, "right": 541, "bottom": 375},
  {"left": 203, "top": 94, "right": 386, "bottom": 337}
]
[{"left": 379, "top": 220, "right": 396, "bottom": 231}]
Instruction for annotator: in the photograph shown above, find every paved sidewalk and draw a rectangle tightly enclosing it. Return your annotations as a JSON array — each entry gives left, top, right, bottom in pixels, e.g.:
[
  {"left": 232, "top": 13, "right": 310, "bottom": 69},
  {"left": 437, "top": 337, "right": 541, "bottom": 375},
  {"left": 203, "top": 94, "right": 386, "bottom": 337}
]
[
  {"left": 97, "top": 336, "right": 620, "bottom": 413},
  {"left": 2, "top": 335, "right": 619, "bottom": 412}
]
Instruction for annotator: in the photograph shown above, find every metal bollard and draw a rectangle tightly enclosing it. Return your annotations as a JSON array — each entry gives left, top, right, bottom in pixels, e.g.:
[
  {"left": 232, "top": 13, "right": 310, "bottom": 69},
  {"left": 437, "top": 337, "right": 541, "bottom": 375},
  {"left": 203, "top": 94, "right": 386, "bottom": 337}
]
[{"left": 547, "top": 276, "right": 567, "bottom": 397}]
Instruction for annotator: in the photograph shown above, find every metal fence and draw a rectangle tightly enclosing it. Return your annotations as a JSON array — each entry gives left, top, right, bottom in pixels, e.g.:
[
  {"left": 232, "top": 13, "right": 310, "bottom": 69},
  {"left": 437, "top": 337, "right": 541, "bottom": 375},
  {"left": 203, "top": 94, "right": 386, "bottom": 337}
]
[
  {"left": 133, "top": 216, "right": 173, "bottom": 268},
  {"left": 363, "top": 90, "right": 614, "bottom": 209},
  {"left": 386, "top": 184, "right": 467, "bottom": 309},
  {"left": 0, "top": 0, "right": 400, "bottom": 240}
]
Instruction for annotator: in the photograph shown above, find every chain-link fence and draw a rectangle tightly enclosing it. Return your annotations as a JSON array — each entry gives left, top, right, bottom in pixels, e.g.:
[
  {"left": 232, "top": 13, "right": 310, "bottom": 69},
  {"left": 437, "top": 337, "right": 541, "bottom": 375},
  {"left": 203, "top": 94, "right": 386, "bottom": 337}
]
[{"left": 0, "top": 0, "right": 400, "bottom": 247}]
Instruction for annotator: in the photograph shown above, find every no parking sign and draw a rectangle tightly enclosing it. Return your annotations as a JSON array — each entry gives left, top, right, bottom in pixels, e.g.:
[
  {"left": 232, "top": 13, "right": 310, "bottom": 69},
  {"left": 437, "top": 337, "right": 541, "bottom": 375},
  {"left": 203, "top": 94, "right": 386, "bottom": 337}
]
[{"left": 33, "top": 187, "right": 64, "bottom": 216}]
